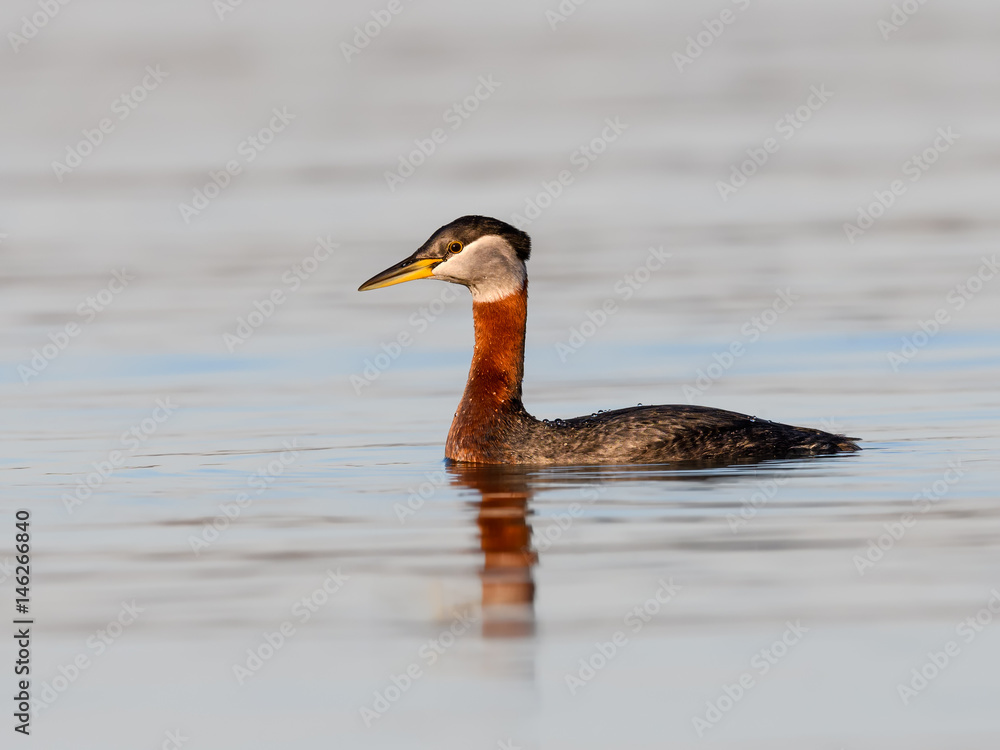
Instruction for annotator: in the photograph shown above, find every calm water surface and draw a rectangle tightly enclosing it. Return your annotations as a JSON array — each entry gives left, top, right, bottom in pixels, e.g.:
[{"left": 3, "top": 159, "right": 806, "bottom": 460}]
[{"left": 2, "top": 1, "right": 1000, "bottom": 748}]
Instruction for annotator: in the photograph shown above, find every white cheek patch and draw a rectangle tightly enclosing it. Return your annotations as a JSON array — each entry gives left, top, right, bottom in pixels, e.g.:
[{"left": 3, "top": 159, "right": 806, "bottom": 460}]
[{"left": 431, "top": 235, "right": 526, "bottom": 303}]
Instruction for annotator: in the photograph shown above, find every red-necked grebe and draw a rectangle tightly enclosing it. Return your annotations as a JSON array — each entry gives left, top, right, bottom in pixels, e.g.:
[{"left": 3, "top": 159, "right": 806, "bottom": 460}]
[{"left": 358, "top": 215, "right": 860, "bottom": 465}]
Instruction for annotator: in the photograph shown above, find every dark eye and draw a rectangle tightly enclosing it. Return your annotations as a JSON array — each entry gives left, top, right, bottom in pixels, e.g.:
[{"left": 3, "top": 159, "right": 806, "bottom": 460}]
[{"left": 448, "top": 241, "right": 463, "bottom": 254}]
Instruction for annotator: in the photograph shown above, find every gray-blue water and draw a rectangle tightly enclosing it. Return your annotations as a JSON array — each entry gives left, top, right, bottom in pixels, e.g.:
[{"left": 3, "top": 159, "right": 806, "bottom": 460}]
[{"left": 2, "top": 0, "right": 999, "bottom": 748}]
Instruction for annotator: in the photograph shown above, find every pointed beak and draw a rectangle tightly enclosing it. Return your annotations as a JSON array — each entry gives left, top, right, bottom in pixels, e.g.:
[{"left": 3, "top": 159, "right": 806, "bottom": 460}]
[{"left": 358, "top": 257, "right": 442, "bottom": 291}]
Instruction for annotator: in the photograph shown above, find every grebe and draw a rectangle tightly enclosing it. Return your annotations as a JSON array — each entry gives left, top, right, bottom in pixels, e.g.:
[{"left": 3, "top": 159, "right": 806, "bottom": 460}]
[{"left": 359, "top": 216, "right": 860, "bottom": 465}]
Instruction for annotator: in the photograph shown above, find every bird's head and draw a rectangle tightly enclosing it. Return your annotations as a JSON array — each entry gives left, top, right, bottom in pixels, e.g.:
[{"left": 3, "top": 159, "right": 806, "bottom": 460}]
[{"left": 358, "top": 215, "right": 531, "bottom": 302}]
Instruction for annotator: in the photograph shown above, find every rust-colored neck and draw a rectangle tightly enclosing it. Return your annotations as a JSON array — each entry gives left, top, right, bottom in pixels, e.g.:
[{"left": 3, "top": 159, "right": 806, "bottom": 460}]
[{"left": 446, "top": 284, "right": 528, "bottom": 462}]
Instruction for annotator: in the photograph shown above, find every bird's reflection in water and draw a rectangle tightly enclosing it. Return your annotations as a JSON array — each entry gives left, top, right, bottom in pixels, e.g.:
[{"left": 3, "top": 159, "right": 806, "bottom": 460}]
[
  {"left": 446, "top": 457, "right": 847, "bottom": 640},
  {"left": 448, "top": 464, "right": 537, "bottom": 638}
]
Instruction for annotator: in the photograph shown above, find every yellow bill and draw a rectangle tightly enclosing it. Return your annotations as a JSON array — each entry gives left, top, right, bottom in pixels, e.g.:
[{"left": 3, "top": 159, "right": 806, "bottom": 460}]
[{"left": 358, "top": 257, "right": 441, "bottom": 291}]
